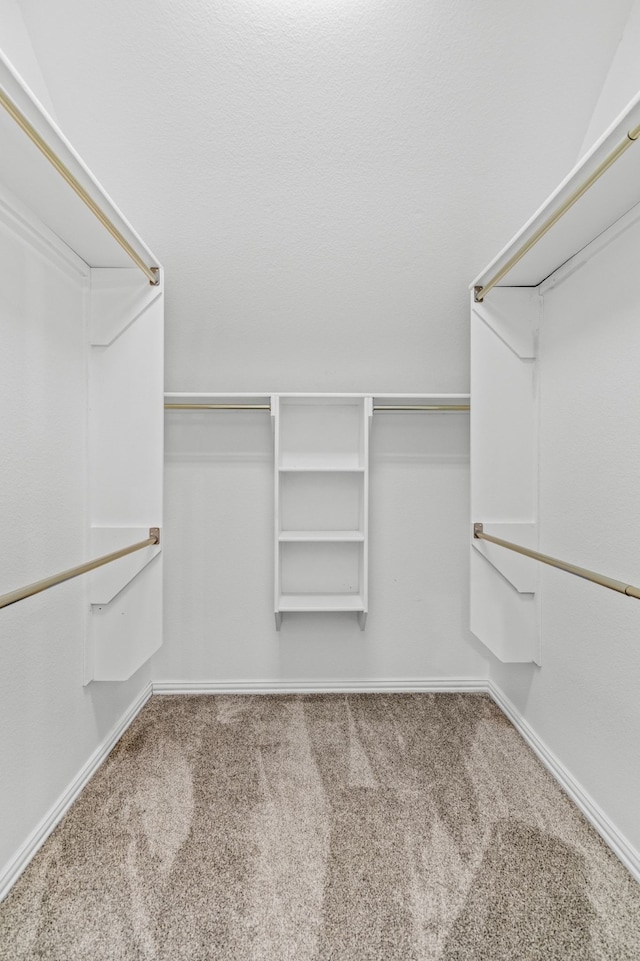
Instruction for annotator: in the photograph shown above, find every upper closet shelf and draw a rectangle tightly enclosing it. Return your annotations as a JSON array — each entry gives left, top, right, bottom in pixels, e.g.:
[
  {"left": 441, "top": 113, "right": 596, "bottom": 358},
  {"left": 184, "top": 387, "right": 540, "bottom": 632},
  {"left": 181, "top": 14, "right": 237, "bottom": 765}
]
[
  {"left": 165, "top": 392, "right": 272, "bottom": 410},
  {"left": 0, "top": 52, "right": 159, "bottom": 278},
  {"left": 472, "top": 89, "right": 640, "bottom": 295},
  {"left": 165, "top": 393, "right": 470, "bottom": 411}
]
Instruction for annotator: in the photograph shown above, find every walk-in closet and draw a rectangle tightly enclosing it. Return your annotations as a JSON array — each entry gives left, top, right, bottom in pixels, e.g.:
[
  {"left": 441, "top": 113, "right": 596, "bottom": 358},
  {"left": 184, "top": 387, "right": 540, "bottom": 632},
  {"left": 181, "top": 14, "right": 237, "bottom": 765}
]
[{"left": 1, "top": 1, "right": 639, "bottom": 958}]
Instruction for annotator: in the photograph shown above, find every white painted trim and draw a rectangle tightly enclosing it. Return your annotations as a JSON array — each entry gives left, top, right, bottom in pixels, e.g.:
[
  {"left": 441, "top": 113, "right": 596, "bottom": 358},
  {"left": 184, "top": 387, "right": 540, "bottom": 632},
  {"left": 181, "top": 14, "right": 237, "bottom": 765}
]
[
  {"left": 0, "top": 682, "right": 152, "bottom": 902},
  {"left": 152, "top": 678, "right": 488, "bottom": 695},
  {"left": 487, "top": 681, "right": 640, "bottom": 884}
]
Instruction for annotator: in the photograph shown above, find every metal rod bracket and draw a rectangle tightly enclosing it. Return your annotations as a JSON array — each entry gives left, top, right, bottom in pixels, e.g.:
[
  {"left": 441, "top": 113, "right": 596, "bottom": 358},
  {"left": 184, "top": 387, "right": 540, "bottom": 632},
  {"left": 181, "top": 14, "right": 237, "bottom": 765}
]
[
  {"left": 473, "top": 286, "right": 484, "bottom": 304},
  {"left": 149, "top": 527, "right": 160, "bottom": 545},
  {"left": 473, "top": 522, "right": 483, "bottom": 538},
  {"left": 149, "top": 267, "right": 160, "bottom": 286}
]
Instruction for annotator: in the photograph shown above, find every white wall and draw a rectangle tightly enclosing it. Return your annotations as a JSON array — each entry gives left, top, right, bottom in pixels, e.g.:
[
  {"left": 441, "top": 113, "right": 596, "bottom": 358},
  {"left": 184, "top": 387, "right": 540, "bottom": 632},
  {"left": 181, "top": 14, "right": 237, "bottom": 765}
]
[
  {"left": 490, "top": 2, "right": 640, "bottom": 863},
  {"left": 155, "top": 408, "right": 488, "bottom": 683},
  {"left": 0, "top": 0, "right": 57, "bottom": 118},
  {"left": 0, "top": 192, "right": 152, "bottom": 892},
  {"left": 18, "top": 0, "right": 633, "bottom": 393},
  {"left": 490, "top": 212, "right": 640, "bottom": 858},
  {"left": 580, "top": 0, "right": 640, "bottom": 155}
]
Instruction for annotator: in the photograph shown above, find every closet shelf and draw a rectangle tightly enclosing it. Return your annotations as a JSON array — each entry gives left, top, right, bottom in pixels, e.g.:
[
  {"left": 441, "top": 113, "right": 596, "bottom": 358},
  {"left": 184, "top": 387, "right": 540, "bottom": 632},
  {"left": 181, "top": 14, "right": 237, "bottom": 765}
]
[
  {"left": 279, "top": 459, "right": 364, "bottom": 472},
  {"left": 278, "top": 530, "right": 364, "bottom": 542},
  {"left": 0, "top": 53, "right": 159, "bottom": 274},
  {"left": 274, "top": 395, "right": 371, "bottom": 630},
  {"left": 278, "top": 593, "right": 365, "bottom": 612},
  {"left": 165, "top": 392, "right": 470, "bottom": 409},
  {"left": 164, "top": 392, "right": 271, "bottom": 409},
  {"left": 472, "top": 90, "right": 640, "bottom": 292}
]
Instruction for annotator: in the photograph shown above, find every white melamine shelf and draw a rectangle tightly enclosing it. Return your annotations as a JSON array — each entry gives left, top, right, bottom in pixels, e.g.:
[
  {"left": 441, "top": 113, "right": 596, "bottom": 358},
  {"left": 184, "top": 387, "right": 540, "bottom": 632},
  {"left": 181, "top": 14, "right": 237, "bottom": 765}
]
[
  {"left": 274, "top": 394, "right": 372, "bottom": 630},
  {"left": 279, "top": 461, "right": 364, "bottom": 473},
  {"left": 278, "top": 530, "right": 364, "bottom": 542},
  {"left": 472, "top": 90, "right": 640, "bottom": 291},
  {"left": 164, "top": 392, "right": 271, "bottom": 407},
  {"left": 373, "top": 393, "right": 470, "bottom": 407},
  {"left": 0, "top": 53, "right": 164, "bottom": 683},
  {"left": 164, "top": 392, "right": 471, "bottom": 408},
  {"left": 278, "top": 593, "right": 365, "bottom": 612},
  {"left": 0, "top": 53, "right": 158, "bottom": 271}
]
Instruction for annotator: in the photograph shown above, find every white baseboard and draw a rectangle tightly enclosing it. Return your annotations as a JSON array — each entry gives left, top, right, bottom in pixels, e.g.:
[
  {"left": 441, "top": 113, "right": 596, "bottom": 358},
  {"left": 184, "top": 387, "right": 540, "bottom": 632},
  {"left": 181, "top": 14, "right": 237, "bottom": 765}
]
[
  {"left": 0, "top": 682, "right": 153, "bottom": 902},
  {"left": 152, "top": 677, "right": 489, "bottom": 695},
  {"left": 487, "top": 681, "right": 640, "bottom": 884}
]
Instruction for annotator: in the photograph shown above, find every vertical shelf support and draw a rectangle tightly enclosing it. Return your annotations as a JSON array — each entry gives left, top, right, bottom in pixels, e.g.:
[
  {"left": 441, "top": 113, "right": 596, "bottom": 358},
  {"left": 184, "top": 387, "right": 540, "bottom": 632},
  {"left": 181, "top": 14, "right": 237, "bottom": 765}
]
[{"left": 470, "top": 289, "right": 541, "bottom": 663}]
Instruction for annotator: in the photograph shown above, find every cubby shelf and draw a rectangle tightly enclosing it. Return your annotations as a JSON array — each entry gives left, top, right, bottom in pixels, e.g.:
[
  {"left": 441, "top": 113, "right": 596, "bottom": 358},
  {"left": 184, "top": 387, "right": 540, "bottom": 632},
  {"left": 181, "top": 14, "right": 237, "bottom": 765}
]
[
  {"left": 278, "top": 463, "right": 365, "bottom": 473},
  {"left": 278, "top": 593, "right": 365, "bottom": 612},
  {"left": 274, "top": 394, "right": 372, "bottom": 630},
  {"left": 278, "top": 531, "right": 364, "bottom": 542}
]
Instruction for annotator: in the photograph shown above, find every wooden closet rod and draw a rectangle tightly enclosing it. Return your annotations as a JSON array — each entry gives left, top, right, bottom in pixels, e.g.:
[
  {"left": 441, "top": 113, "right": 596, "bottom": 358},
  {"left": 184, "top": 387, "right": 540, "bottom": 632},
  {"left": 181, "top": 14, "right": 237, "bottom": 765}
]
[
  {"left": 473, "top": 523, "right": 640, "bottom": 600},
  {"left": 0, "top": 529, "right": 160, "bottom": 611},
  {"left": 474, "top": 120, "right": 640, "bottom": 303},
  {"left": 0, "top": 88, "right": 159, "bottom": 286}
]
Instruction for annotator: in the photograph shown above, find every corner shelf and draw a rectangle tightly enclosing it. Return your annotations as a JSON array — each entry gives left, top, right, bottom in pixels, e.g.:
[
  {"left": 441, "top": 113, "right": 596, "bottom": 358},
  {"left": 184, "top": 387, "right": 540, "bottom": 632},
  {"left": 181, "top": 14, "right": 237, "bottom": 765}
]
[{"left": 273, "top": 395, "right": 372, "bottom": 630}]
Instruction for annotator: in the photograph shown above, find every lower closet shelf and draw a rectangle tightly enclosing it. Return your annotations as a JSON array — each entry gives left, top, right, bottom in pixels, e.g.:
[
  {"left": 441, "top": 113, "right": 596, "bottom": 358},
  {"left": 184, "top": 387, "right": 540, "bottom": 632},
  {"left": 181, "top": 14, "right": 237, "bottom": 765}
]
[
  {"left": 278, "top": 530, "right": 364, "bottom": 542},
  {"left": 278, "top": 592, "right": 365, "bottom": 612}
]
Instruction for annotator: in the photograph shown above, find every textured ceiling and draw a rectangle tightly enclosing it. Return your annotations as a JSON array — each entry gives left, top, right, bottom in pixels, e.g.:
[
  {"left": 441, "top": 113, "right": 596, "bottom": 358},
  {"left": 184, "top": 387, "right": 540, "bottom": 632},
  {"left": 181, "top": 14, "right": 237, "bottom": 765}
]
[{"left": 17, "top": 0, "right": 634, "bottom": 390}]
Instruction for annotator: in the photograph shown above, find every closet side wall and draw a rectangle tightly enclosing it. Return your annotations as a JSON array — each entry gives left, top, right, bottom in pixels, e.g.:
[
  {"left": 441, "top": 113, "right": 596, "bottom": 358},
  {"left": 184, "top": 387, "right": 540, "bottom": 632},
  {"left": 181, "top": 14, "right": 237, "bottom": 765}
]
[
  {"left": 490, "top": 214, "right": 640, "bottom": 861},
  {"left": 0, "top": 197, "right": 152, "bottom": 892}
]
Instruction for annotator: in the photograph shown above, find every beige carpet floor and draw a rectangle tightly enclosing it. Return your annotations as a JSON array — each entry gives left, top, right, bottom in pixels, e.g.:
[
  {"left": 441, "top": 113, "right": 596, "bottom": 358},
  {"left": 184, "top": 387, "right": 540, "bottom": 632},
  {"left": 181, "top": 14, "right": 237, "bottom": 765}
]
[{"left": 1, "top": 693, "right": 639, "bottom": 960}]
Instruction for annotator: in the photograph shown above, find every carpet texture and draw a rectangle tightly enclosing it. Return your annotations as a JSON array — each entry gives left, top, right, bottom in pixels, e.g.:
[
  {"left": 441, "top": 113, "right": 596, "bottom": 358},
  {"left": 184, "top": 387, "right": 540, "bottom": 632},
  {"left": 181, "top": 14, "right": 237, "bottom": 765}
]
[{"left": 1, "top": 693, "right": 639, "bottom": 959}]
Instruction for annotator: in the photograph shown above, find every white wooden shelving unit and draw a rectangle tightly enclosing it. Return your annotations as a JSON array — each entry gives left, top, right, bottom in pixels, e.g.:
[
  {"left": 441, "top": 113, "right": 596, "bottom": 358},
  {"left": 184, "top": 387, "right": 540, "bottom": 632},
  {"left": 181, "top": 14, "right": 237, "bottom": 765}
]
[
  {"left": 273, "top": 394, "right": 372, "bottom": 630},
  {"left": 470, "top": 88, "right": 640, "bottom": 664},
  {"left": 0, "top": 52, "right": 164, "bottom": 682},
  {"left": 165, "top": 391, "right": 470, "bottom": 630}
]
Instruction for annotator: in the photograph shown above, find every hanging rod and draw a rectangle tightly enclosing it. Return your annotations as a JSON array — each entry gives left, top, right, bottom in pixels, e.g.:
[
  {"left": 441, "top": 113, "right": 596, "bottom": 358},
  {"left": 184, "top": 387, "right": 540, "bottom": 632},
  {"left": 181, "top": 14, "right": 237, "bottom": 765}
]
[
  {"left": 473, "top": 523, "right": 640, "bottom": 600},
  {"left": 164, "top": 403, "right": 469, "bottom": 412},
  {"left": 474, "top": 120, "right": 640, "bottom": 303},
  {"left": 0, "top": 88, "right": 159, "bottom": 286},
  {"left": 0, "top": 528, "right": 160, "bottom": 611},
  {"left": 374, "top": 405, "right": 469, "bottom": 412}
]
